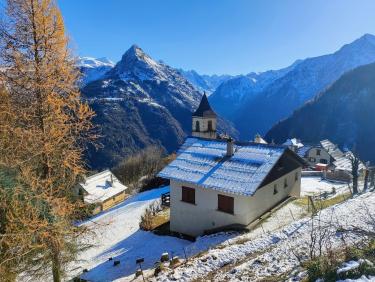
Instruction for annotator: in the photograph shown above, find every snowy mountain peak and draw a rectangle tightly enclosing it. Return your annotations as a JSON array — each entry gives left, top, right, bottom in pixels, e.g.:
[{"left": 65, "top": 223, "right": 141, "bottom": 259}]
[
  {"left": 358, "top": 33, "right": 375, "bottom": 43},
  {"left": 125, "top": 44, "right": 145, "bottom": 57},
  {"left": 96, "top": 57, "right": 114, "bottom": 65},
  {"left": 78, "top": 57, "right": 114, "bottom": 68},
  {"left": 78, "top": 57, "right": 115, "bottom": 86},
  {"left": 109, "top": 45, "right": 172, "bottom": 82},
  {"left": 120, "top": 44, "right": 156, "bottom": 66},
  {"left": 336, "top": 33, "right": 375, "bottom": 55}
]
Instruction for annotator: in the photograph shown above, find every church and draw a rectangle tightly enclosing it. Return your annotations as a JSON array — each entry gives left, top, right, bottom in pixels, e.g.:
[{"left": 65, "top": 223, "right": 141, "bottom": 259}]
[{"left": 158, "top": 94, "right": 304, "bottom": 237}]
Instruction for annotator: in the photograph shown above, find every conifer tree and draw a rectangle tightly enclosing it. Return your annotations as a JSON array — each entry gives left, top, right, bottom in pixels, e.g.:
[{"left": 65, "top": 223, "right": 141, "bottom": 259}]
[{"left": 0, "top": 0, "right": 96, "bottom": 281}]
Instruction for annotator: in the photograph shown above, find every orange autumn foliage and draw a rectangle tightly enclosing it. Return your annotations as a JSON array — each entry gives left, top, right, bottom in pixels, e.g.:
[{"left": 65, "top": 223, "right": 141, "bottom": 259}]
[{"left": 0, "top": 0, "right": 97, "bottom": 281}]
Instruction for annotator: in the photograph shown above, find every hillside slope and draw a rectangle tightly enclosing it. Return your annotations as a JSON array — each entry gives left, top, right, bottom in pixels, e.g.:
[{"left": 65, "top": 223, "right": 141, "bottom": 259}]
[{"left": 266, "top": 62, "right": 375, "bottom": 163}]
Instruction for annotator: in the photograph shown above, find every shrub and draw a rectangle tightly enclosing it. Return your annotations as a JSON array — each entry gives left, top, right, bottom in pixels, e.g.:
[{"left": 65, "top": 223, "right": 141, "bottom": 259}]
[
  {"left": 305, "top": 256, "right": 339, "bottom": 282},
  {"left": 154, "top": 262, "right": 165, "bottom": 276},
  {"left": 139, "top": 201, "right": 163, "bottom": 231}
]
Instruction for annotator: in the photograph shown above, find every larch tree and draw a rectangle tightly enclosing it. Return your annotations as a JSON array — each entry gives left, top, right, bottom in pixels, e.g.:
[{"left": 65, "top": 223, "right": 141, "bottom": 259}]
[{"left": 0, "top": 0, "right": 96, "bottom": 281}]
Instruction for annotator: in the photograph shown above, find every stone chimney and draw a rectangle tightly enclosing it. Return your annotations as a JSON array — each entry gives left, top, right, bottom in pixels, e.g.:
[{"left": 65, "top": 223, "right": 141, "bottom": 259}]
[{"left": 226, "top": 137, "right": 234, "bottom": 157}]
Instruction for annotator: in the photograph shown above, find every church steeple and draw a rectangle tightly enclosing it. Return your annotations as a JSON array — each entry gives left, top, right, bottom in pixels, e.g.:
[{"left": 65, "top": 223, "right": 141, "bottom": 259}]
[{"left": 192, "top": 93, "right": 217, "bottom": 139}]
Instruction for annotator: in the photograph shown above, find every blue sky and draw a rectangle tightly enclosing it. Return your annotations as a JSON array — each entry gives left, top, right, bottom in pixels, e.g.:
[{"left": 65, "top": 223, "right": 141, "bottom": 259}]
[{"left": 59, "top": 0, "right": 375, "bottom": 75}]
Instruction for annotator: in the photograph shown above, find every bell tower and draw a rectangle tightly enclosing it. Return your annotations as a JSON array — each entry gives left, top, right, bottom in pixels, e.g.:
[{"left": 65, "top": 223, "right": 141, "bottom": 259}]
[{"left": 192, "top": 93, "right": 217, "bottom": 139}]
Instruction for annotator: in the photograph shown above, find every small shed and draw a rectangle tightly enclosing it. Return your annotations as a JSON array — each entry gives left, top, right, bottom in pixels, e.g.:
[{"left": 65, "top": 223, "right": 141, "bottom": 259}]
[{"left": 78, "top": 170, "right": 128, "bottom": 214}]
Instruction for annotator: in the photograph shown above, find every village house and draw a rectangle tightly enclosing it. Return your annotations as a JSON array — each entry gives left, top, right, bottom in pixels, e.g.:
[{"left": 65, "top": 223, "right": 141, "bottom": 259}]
[
  {"left": 284, "top": 138, "right": 367, "bottom": 181},
  {"left": 77, "top": 170, "right": 128, "bottom": 214},
  {"left": 158, "top": 96, "right": 305, "bottom": 237},
  {"left": 296, "top": 144, "right": 332, "bottom": 168},
  {"left": 283, "top": 138, "right": 304, "bottom": 152}
]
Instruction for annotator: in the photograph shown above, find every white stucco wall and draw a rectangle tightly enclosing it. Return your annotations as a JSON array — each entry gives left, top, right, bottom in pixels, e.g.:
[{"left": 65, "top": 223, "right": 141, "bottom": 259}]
[
  {"left": 305, "top": 148, "right": 331, "bottom": 166},
  {"left": 170, "top": 167, "right": 301, "bottom": 237}
]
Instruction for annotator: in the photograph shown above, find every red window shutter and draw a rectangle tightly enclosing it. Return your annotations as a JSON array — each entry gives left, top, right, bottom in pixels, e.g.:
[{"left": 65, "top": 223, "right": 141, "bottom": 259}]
[
  {"left": 182, "top": 186, "right": 195, "bottom": 204},
  {"left": 218, "top": 194, "right": 234, "bottom": 214}
]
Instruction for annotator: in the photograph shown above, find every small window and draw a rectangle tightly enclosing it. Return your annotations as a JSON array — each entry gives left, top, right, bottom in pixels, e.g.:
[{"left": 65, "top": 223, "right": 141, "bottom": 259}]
[
  {"left": 182, "top": 186, "right": 195, "bottom": 204},
  {"left": 208, "top": 120, "right": 213, "bottom": 131},
  {"left": 309, "top": 157, "right": 316, "bottom": 162},
  {"left": 316, "top": 149, "right": 321, "bottom": 156},
  {"left": 284, "top": 178, "right": 288, "bottom": 188},
  {"left": 320, "top": 159, "right": 328, "bottom": 164},
  {"left": 295, "top": 172, "right": 299, "bottom": 181},
  {"left": 218, "top": 194, "right": 234, "bottom": 214},
  {"left": 273, "top": 184, "right": 278, "bottom": 194},
  {"left": 195, "top": 121, "right": 200, "bottom": 132}
]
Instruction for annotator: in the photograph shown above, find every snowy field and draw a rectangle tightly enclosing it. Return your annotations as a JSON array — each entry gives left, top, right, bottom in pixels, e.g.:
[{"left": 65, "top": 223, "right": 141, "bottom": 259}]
[
  {"left": 68, "top": 186, "right": 236, "bottom": 281},
  {"left": 301, "top": 176, "right": 349, "bottom": 196}
]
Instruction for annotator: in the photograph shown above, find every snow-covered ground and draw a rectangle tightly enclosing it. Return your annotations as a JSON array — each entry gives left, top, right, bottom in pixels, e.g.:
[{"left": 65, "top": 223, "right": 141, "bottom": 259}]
[
  {"left": 154, "top": 191, "right": 375, "bottom": 282},
  {"left": 67, "top": 177, "right": 372, "bottom": 282},
  {"left": 301, "top": 176, "right": 349, "bottom": 196},
  {"left": 68, "top": 186, "right": 236, "bottom": 281}
]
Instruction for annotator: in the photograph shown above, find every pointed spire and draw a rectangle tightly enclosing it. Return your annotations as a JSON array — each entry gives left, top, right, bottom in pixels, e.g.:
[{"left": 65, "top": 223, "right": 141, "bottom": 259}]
[{"left": 192, "top": 92, "right": 217, "bottom": 118}]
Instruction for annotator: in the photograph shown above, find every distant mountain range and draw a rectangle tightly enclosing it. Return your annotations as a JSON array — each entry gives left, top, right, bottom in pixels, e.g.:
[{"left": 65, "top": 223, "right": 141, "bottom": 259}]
[
  {"left": 176, "top": 69, "right": 233, "bottom": 95},
  {"left": 209, "top": 61, "right": 301, "bottom": 120},
  {"left": 265, "top": 62, "right": 375, "bottom": 164},
  {"left": 79, "top": 34, "right": 375, "bottom": 169},
  {"left": 80, "top": 45, "right": 237, "bottom": 169},
  {"left": 209, "top": 33, "right": 375, "bottom": 140}
]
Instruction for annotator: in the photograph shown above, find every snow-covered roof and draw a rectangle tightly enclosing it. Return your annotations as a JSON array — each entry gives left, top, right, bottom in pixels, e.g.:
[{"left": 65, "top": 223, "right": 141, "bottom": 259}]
[
  {"left": 283, "top": 138, "right": 304, "bottom": 148},
  {"left": 254, "top": 134, "right": 268, "bottom": 144},
  {"left": 296, "top": 145, "right": 312, "bottom": 158},
  {"left": 320, "top": 139, "right": 344, "bottom": 160},
  {"left": 79, "top": 170, "right": 128, "bottom": 204},
  {"left": 333, "top": 151, "right": 366, "bottom": 172},
  {"left": 158, "top": 137, "right": 290, "bottom": 196}
]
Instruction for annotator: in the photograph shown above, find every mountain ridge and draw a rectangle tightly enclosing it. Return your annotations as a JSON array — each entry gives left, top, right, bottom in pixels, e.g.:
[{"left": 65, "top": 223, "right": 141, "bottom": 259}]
[
  {"left": 232, "top": 34, "right": 375, "bottom": 138},
  {"left": 265, "top": 61, "right": 375, "bottom": 164}
]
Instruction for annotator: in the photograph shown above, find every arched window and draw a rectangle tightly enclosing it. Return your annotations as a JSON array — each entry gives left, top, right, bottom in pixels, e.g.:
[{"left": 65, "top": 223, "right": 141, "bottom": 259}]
[
  {"left": 195, "top": 121, "right": 200, "bottom": 132},
  {"left": 208, "top": 120, "right": 213, "bottom": 131}
]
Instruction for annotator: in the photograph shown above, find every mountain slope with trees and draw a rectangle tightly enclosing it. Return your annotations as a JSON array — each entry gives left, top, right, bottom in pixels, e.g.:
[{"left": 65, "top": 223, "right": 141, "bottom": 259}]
[{"left": 265, "top": 62, "right": 375, "bottom": 164}]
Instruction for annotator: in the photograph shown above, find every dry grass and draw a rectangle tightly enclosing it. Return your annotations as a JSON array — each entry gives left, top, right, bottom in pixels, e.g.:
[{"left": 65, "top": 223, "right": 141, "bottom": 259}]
[
  {"left": 295, "top": 193, "right": 351, "bottom": 211},
  {"left": 150, "top": 209, "right": 170, "bottom": 229}
]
